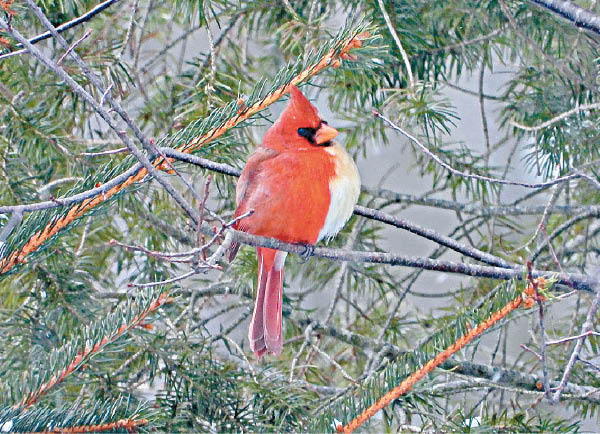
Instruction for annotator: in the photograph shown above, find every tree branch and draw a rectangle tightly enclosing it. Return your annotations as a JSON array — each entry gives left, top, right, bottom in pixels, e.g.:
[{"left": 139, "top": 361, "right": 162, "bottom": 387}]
[
  {"left": 366, "top": 186, "right": 600, "bottom": 217},
  {"left": 529, "top": 0, "right": 600, "bottom": 35},
  {"left": 227, "top": 227, "right": 597, "bottom": 292},
  {"left": 0, "top": 0, "right": 120, "bottom": 61}
]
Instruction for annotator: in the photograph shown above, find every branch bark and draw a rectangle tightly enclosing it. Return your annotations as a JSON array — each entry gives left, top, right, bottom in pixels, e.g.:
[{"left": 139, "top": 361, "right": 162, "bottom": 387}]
[{"left": 529, "top": 0, "right": 600, "bottom": 35}]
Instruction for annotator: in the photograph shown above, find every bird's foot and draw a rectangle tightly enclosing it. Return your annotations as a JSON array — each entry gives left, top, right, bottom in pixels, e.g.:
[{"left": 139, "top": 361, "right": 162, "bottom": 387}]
[{"left": 299, "top": 244, "right": 315, "bottom": 262}]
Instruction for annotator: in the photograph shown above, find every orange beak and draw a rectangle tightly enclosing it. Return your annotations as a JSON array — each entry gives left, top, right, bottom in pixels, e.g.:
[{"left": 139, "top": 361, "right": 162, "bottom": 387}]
[{"left": 314, "top": 124, "right": 339, "bottom": 145}]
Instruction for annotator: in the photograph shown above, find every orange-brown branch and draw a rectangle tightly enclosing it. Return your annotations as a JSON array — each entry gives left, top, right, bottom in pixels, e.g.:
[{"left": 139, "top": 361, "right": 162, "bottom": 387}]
[
  {"left": 338, "top": 279, "right": 546, "bottom": 433},
  {"left": 45, "top": 418, "right": 148, "bottom": 433},
  {"left": 19, "top": 293, "right": 169, "bottom": 409},
  {"left": 0, "top": 32, "right": 369, "bottom": 276}
]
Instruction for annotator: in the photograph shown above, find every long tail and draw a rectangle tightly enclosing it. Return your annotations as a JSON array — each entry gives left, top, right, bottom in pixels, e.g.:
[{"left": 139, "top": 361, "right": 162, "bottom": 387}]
[{"left": 248, "top": 247, "right": 287, "bottom": 358}]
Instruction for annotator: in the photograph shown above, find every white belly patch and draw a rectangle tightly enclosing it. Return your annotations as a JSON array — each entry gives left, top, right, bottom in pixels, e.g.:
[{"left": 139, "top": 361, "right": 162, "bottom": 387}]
[{"left": 317, "top": 143, "right": 361, "bottom": 242}]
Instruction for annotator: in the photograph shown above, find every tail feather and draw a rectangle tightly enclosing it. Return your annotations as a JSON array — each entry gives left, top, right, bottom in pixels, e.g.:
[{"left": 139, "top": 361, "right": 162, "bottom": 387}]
[
  {"left": 248, "top": 248, "right": 287, "bottom": 358},
  {"left": 263, "top": 266, "right": 283, "bottom": 354},
  {"left": 248, "top": 250, "right": 269, "bottom": 357}
]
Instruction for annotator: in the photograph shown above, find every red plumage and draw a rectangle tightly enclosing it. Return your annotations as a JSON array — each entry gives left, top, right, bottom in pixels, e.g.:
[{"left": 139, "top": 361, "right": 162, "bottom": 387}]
[{"left": 229, "top": 86, "right": 360, "bottom": 358}]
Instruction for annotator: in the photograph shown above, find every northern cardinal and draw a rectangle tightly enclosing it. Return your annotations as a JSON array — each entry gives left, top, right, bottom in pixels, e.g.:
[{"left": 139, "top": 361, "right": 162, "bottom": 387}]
[{"left": 228, "top": 86, "right": 360, "bottom": 358}]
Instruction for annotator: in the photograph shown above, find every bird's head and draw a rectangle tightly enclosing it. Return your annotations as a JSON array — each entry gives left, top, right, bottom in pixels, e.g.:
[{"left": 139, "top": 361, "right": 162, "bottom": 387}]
[{"left": 263, "top": 85, "right": 339, "bottom": 150}]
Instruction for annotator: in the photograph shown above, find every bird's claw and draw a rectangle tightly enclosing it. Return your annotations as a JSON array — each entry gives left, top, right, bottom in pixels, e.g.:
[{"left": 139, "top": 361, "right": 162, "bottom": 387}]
[{"left": 300, "top": 244, "right": 315, "bottom": 261}]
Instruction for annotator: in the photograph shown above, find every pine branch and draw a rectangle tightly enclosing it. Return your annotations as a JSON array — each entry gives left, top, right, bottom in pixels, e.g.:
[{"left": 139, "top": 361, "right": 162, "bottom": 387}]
[
  {"left": 300, "top": 319, "right": 600, "bottom": 405},
  {"left": 43, "top": 418, "right": 148, "bottom": 433},
  {"left": 0, "top": 398, "right": 150, "bottom": 433},
  {"left": 309, "top": 279, "right": 547, "bottom": 432},
  {"left": 338, "top": 279, "right": 544, "bottom": 433},
  {"left": 0, "top": 23, "right": 371, "bottom": 276},
  {"left": 11, "top": 288, "right": 169, "bottom": 409}
]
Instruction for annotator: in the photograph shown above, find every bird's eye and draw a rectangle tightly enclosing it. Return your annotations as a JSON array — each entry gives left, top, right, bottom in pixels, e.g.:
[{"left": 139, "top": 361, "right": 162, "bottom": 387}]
[
  {"left": 321, "top": 120, "right": 328, "bottom": 125},
  {"left": 297, "top": 127, "right": 316, "bottom": 144}
]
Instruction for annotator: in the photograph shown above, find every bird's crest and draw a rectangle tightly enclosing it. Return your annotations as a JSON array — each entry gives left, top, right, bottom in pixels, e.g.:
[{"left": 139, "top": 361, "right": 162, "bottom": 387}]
[{"left": 263, "top": 86, "right": 322, "bottom": 149}]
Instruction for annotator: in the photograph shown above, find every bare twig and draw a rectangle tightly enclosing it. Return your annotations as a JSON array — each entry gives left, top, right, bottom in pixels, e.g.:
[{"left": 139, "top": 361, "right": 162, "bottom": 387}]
[
  {"left": 552, "top": 285, "right": 600, "bottom": 402},
  {"left": 547, "top": 330, "right": 600, "bottom": 346},
  {"left": 374, "top": 110, "right": 600, "bottom": 190},
  {"left": 128, "top": 270, "right": 196, "bottom": 288},
  {"left": 354, "top": 205, "right": 515, "bottom": 269},
  {"left": 37, "top": 177, "right": 83, "bottom": 198},
  {"left": 290, "top": 324, "right": 314, "bottom": 381},
  {"left": 0, "top": 210, "right": 22, "bottom": 244},
  {"left": 56, "top": 28, "right": 92, "bottom": 65},
  {"left": 427, "top": 28, "right": 505, "bottom": 54},
  {"left": 531, "top": 210, "right": 600, "bottom": 261},
  {"left": 311, "top": 342, "right": 358, "bottom": 384},
  {"left": 511, "top": 102, "right": 600, "bottom": 132},
  {"left": 520, "top": 343, "right": 542, "bottom": 361},
  {"left": 117, "top": 0, "right": 139, "bottom": 60},
  {"left": 366, "top": 186, "right": 600, "bottom": 217},
  {"left": 527, "top": 262, "right": 551, "bottom": 399},
  {"left": 139, "top": 23, "right": 203, "bottom": 74}
]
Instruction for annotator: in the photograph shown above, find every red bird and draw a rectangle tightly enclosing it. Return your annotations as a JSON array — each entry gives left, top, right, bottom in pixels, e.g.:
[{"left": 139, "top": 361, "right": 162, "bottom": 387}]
[{"left": 228, "top": 86, "right": 360, "bottom": 358}]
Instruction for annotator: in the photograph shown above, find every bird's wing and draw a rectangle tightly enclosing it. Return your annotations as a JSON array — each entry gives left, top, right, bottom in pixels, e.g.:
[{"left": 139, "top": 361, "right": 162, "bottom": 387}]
[
  {"left": 235, "top": 147, "right": 279, "bottom": 208},
  {"left": 227, "top": 147, "right": 279, "bottom": 262}
]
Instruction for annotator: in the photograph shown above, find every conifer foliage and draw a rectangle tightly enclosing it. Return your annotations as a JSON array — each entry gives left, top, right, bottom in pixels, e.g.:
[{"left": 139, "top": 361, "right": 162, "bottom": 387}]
[{"left": 1, "top": 0, "right": 600, "bottom": 432}]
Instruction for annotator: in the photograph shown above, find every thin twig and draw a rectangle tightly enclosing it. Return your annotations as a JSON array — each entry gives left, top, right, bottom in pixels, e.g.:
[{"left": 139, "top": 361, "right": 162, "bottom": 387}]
[
  {"left": 376, "top": 0, "right": 414, "bottom": 87},
  {"left": 366, "top": 186, "right": 600, "bottom": 217},
  {"left": 0, "top": 210, "right": 22, "bottom": 244},
  {"left": 374, "top": 110, "right": 600, "bottom": 190},
  {"left": 511, "top": 102, "right": 600, "bottom": 132},
  {"left": 117, "top": 0, "right": 139, "bottom": 60},
  {"left": 128, "top": 270, "right": 196, "bottom": 288},
  {"left": 551, "top": 285, "right": 600, "bottom": 402},
  {"left": 547, "top": 330, "right": 600, "bottom": 346},
  {"left": 56, "top": 28, "right": 92, "bottom": 65},
  {"left": 80, "top": 146, "right": 128, "bottom": 157},
  {"left": 289, "top": 324, "right": 314, "bottom": 381},
  {"left": 311, "top": 342, "right": 358, "bottom": 384},
  {"left": 527, "top": 262, "right": 551, "bottom": 399}
]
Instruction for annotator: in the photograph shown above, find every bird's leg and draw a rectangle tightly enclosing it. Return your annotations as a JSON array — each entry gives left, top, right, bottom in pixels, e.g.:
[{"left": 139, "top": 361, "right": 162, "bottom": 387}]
[{"left": 299, "top": 244, "right": 315, "bottom": 261}]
